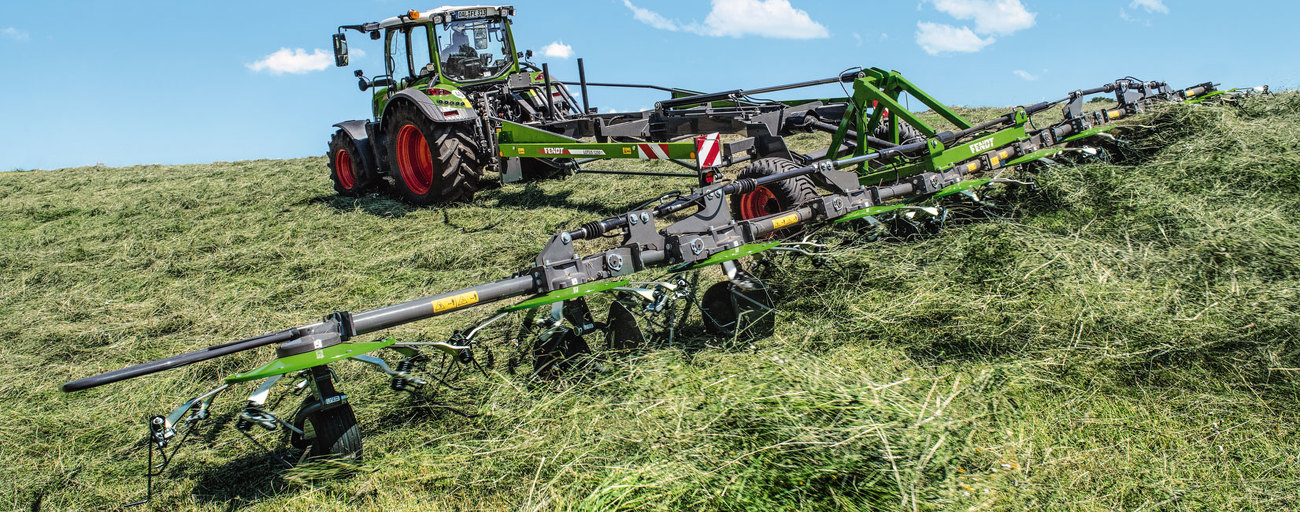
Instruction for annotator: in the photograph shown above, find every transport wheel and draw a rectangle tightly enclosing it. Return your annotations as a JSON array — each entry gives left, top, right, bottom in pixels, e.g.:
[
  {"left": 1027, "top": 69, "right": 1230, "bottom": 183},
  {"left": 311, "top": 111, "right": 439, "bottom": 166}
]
[
  {"left": 699, "top": 281, "right": 776, "bottom": 340},
  {"left": 872, "top": 120, "right": 925, "bottom": 145},
  {"left": 327, "top": 130, "right": 371, "bottom": 196},
  {"left": 291, "top": 398, "right": 362, "bottom": 461},
  {"left": 386, "top": 108, "right": 482, "bottom": 205},
  {"left": 520, "top": 158, "right": 569, "bottom": 181},
  {"left": 731, "top": 158, "right": 820, "bottom": 236}
]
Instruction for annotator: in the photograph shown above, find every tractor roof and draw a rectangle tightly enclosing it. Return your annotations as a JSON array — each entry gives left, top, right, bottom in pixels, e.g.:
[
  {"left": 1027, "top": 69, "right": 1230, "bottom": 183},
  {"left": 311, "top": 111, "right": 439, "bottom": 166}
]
[{"left": 378, "top": 5, "right": 515, "bottom": 29}]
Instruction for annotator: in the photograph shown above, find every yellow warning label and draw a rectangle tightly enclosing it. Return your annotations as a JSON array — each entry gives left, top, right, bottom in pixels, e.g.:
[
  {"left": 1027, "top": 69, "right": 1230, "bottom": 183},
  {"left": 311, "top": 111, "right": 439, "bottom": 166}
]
[
  {"left": 622, "top": 147, "right": 633, "bottom": 155},
  {"left": 432, "top": 291, "right": 479, "bottom": 313},
  {"left": 772, "top": 213, "right": 800, "bottom": 229},
  {"left": 1108, "top": 109, "right": 1122, "bottom": 120},
  {"left": 990, "top": 156, "right": 1000, "bottom": 167},
  {"left": 967, "top": 162, "right": 979, "bottom": 172},
  {"left": 517, "top": 148, "right": 525, "bottom": 155}
]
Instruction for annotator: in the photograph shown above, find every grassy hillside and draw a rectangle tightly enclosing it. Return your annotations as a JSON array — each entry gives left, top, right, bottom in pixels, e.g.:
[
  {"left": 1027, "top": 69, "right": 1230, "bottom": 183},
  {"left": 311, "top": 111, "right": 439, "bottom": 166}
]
[{"left": 2, "top": 94, "right": 1298, "bottom": 511}]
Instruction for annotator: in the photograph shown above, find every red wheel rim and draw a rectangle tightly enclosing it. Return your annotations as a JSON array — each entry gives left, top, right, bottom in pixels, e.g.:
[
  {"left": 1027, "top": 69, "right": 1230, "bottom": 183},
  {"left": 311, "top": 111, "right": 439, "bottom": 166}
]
[
  {"left": 333, "top": 148, "right": 355, "bottom": 189},
  {"left": 395, "top": 124, "right": 434, "bottom": 195},
  {"left": 738, "top": 186, "right": 781, "bottom": 220}
]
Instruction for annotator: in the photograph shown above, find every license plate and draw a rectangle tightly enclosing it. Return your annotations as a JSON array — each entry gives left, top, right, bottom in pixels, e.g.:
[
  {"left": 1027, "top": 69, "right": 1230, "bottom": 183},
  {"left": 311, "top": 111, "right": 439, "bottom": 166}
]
[{"left": 456, "top": 8, "right": 490, "bottom": 19}]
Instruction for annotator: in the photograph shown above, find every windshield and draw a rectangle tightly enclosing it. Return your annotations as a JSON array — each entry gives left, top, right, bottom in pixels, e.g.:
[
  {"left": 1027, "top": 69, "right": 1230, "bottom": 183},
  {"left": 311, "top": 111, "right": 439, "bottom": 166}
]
[{"left": 435, "top": 18, "right": 513, "bottom": 83}]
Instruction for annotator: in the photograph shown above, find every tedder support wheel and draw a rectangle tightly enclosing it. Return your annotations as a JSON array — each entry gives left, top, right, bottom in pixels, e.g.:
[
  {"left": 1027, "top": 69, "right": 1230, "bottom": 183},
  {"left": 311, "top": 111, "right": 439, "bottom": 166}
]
[
  {"left": 731, "top": 157, "right": 820, "bottom": 236},
  {"left": 386, "top": 108, "right": 483, "bottom": 205},
  {"left": 291, "top": 398, "right": 362, "bottom": 461},
  {"left": 700, "top": 280, "right": 776, "bottom": 340},
  {"left": 328, "top": 130, "right": 371, "bottom": 196}
]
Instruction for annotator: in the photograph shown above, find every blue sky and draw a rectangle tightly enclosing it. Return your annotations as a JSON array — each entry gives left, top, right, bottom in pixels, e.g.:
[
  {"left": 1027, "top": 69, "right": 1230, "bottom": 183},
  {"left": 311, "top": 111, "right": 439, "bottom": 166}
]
[{"left": 1, "top": 0, "right": 1294, "bottom": 171}]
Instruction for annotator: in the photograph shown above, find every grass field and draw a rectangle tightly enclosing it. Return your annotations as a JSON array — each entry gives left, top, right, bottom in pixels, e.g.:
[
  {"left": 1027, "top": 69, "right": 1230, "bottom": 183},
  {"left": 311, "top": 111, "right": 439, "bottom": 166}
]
[{"left": 2, "top": 93, "right": 1298, "bottom": 511}]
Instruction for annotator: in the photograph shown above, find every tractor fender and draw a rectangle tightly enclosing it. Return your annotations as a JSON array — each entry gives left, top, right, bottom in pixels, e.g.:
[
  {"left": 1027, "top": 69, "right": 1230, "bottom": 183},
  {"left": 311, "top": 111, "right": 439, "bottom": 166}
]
[
  {"left": 332, "top": 120, "right": 369, "bottom": 143},
  {"left": 380, "top": 89, "right": 480, "bottom": 127},
  {"left": 331, "top": 120, "right": 379, "bottom": 179}
]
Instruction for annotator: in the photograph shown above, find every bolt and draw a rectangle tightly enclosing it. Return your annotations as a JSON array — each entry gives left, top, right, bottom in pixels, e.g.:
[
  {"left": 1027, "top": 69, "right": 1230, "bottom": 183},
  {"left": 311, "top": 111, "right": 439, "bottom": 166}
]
[
  {"left": 833, "top": 198, "right": 844, "bottom": 212},
  {"left": 560, "top": 232, "right": 572, "bottom": 244},
  {"left": 641, "top": 213, "right": 651, "bottom": 223},
  {"left": 629, "top": 215, "right": 638, "bottom": 225},
  {"left": 690, "top": 238, "right": 704, "bottom": 255},
  {"left": 607, "top": 253, "right": 624, "bottom": 271}
]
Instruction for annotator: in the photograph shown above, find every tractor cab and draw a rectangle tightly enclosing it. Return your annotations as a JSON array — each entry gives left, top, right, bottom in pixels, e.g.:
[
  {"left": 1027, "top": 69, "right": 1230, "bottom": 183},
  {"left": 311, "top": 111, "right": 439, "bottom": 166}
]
[{"left": 335, "top": 5, "right": 521, "bottom": 96}]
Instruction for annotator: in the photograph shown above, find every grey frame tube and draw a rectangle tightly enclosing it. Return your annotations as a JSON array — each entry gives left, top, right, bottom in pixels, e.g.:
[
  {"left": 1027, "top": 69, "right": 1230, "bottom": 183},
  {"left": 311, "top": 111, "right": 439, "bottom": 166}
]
[{"left": 352, "top": 274, "right": 538, "bottom": 334}]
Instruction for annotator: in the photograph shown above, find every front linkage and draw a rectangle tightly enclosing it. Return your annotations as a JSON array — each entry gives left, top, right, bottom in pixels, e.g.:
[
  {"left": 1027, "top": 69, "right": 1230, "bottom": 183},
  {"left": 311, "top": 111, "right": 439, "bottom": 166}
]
[{"left": 62, "top": 73, "right": 1261, "bottom": 504}]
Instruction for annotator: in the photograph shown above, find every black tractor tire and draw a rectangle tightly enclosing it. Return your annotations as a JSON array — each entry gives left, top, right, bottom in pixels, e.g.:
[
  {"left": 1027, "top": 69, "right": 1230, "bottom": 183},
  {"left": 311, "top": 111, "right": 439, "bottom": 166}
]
[
  {"left": 385, "top": 108, "right": 482, "bottom": 205},
  {"left": 327, "top": 130, "right": 372, "bottom": 196},
  {"left": 520, "top": 158, "right": 569, "bottom": 181},
  {"left": 730, "top": 158, "right": 820, "bottom": 236},
  {"left": 872, "top": 119, "right": 926, "bottom": 145},
  {"left": 292, "top": 400, "right": 362, "bottom": 461}
]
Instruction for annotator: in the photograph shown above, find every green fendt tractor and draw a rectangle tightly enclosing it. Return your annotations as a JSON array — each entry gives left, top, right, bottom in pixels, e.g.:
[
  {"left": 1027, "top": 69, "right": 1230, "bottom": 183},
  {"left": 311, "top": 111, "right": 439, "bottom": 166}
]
[{"left": 328, "top": 5, "right": 579, "bottom": 205}]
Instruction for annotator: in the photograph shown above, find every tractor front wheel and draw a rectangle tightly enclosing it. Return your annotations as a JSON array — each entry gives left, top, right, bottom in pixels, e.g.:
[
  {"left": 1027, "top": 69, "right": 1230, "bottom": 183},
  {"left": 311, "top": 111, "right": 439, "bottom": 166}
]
[
  {"left": 328, "top": 130, "right": 371, "bottom": 196},
  {"left": 386, "top": 109, "right": 482, "bottom": 205}
]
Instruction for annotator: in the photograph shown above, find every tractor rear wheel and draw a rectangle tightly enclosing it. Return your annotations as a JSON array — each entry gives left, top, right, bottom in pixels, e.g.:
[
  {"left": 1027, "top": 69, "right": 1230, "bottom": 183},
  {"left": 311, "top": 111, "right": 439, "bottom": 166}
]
[
  {"left": 328, "top": 130, "right": 371, "bottom": 196},
  {"left": 731, "top": 158, "right": 820, "bottom": 236},
  {"left": 386, "top": 109, "right": 482, "bottom": 205}
]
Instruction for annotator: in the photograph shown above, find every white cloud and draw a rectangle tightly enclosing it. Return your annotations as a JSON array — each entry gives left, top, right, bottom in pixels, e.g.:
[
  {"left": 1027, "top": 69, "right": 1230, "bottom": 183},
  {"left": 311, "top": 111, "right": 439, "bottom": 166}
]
[
  {"left": 350, "top": 48, "right": 366, "bottom": 59},
  {"left": 915, "top": 0, "right": 1034, "bottom": 55},
  {"left": 931, "top": 0, "right": 1035, "bottom": 35},
  {"left": 1012, "top": 69, "right": 1038, "bottom": 81},
  {"left": 696, "top": 0, "right": 829, "bottom": 39},
  {"left": 542, "top": 41, "right": 573, "bottom": 59},
  {"left": 247, "top": 48, "right": 332, "bottom": 74},
  {"left": 1130, "top": 0, "right": 1169, "bottom": 14},
  {"left": 915, "top": 22, "right": 994, "bottom": 55},
  {"left": 623, "top": 0, "right": 828, "bottom": 39},
  {"left": 623, "top": 0, "right": 681, "bottom": 31},
  {"left": 1, "top": 27, "right": 30, "bottom": 42}
]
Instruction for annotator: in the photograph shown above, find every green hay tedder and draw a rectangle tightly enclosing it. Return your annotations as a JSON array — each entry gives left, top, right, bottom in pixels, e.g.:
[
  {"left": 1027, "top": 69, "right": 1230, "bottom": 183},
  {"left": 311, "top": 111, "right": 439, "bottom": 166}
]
[{"left": 60, "top": 4, "right": 1271, "bottom": 505}]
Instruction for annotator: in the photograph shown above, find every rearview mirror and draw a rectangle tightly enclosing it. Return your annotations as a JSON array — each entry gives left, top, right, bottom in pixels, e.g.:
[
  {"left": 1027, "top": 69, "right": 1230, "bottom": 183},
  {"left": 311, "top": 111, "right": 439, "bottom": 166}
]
[{"left": 332, "top": 33, "right": 349, "bottom": 67}]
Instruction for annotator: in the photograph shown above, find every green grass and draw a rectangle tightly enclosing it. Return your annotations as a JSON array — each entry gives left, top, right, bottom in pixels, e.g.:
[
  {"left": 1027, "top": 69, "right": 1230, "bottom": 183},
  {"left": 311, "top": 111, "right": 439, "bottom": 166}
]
[{"left": 2, "top": 94, "right": 1299, "bottom": 511}]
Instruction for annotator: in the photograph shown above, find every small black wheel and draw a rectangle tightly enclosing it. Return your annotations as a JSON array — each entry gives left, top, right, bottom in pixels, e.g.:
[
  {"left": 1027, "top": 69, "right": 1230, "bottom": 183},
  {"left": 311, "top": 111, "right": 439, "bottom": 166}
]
[
  {"left": 731, "top": 158, "right": 820, "bottom": 236},
  {"left": 520, "top": 158, "right": 570, "bottom": 181},
  {"left": 327, "top": 130, "right": 372, "bottom": 196},
  {"left": 605, "top": 300, "right": 645, "bottom": 352},
  {"left": 292, "top": 400, "right": 362, "bottom": 461},
  {"left": 699, "top": 281, "right": 776, "bottom": 340},
  {"left": 872, "top": 119, "right": 925, "bottom": 145},
  {"left": 385, "top": 107, "right": 483, "bottom": 205},
  {"left": 532, "top": 328, "right": 591, "bottom": 380}
]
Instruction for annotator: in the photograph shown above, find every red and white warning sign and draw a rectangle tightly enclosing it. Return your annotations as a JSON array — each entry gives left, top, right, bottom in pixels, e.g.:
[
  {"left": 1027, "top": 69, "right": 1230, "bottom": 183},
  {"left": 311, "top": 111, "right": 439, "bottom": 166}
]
[
  {"left": 694, "top": 132, "right": 722, "bottom": 169},
  {"left": 636, "top": 143, "right": 671, "bottom": 160}
]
